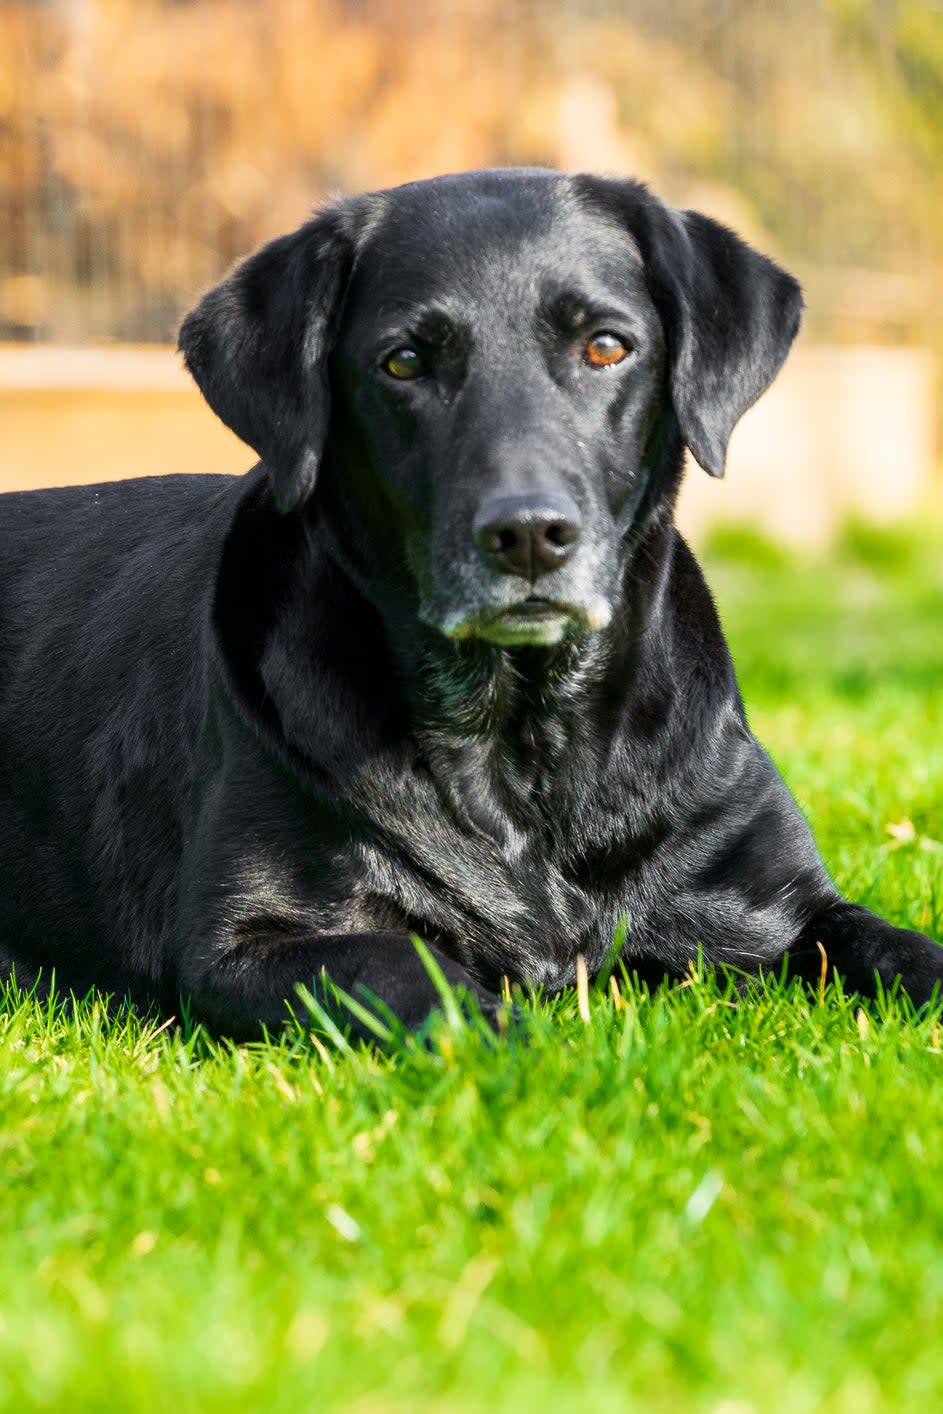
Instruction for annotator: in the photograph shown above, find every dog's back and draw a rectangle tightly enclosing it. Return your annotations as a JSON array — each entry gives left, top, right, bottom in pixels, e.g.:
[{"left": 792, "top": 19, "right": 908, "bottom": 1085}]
[{"left": 0, "top": 474, "right": 239, "bottom": 1004}]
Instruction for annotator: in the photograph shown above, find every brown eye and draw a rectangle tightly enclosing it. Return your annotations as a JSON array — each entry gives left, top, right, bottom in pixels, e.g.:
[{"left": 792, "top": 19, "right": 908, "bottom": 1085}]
[
  {"left": 384, "top": 347, "right": 423, "bottom": 380},
  {"left": 583, "top": 332, "right": 629, "bottom": 368}
]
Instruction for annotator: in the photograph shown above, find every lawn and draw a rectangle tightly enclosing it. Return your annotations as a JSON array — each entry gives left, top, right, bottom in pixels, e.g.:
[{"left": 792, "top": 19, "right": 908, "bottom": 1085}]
[{"left": 2, "top": 520, "right": 942, "bottom": 1414}]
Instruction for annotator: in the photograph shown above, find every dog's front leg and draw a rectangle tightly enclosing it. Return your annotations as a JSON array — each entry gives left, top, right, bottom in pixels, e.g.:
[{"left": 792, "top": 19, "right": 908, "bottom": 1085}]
[
  {"left": 789, "top": 901, "right": 943, "bottom": 1008},
  {"left": 176, "top": 931, "right": 502, "bottom": 1041}
]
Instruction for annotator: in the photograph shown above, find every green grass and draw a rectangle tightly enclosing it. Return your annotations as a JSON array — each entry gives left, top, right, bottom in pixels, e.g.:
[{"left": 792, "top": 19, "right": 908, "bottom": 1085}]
[{"left": 3, "top": 520, "right": 942, "bottom": 1413}]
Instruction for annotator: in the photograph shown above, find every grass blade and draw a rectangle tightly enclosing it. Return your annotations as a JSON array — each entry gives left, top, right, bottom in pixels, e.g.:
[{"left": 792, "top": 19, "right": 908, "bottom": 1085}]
[
  {"left": 294, "top": 981, "right": 355, "bottom": 1056},
  {"left": 410, "top": 934, "right": 464, "bottom": 1030}
]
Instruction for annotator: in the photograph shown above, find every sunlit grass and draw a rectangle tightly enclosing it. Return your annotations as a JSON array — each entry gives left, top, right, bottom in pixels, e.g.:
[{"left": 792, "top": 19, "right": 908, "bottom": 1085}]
[{"left": 1, "top": 519, "right": 941, "bottom": 1413}]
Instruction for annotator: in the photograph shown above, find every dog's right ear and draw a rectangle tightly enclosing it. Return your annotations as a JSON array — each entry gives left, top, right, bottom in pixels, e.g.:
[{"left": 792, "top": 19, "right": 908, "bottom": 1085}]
[{"left": 178, "top": 207, "right": 355, "bottom": 513}]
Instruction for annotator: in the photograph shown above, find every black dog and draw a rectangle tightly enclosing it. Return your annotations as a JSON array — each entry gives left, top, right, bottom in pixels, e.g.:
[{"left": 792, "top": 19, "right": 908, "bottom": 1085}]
[{"left": 1, "top": 168, "right": 939, "bottom": 1038}]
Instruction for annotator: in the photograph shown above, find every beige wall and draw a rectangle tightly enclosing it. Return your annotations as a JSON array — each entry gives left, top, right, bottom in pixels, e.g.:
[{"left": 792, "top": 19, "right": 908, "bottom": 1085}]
[
  {"left": 677, "top": 345, "right": 938, "bottom": 547},
  {"left": 0, "top": 345, "right": 937, "bottom": 543},
  {"left": 0, "top": 347, "right": 252, "bottom": 492}
]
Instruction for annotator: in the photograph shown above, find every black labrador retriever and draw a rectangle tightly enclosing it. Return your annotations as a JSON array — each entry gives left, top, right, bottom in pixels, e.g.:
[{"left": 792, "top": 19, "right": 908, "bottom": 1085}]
[{"left": 1, "top": 168, "right": 940, "bottom": 1037}]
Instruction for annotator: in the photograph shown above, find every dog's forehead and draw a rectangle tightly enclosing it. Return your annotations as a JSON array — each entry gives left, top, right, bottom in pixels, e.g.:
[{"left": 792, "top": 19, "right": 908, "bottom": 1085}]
[{"left": 346, "top": 171, "right": 646, "bottom": 327}]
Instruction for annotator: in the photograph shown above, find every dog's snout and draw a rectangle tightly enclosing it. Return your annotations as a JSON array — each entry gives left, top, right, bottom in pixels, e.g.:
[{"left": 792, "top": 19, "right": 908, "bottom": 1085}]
[{"left": 473, "top": 492, "right": 582, "bottom": 579}]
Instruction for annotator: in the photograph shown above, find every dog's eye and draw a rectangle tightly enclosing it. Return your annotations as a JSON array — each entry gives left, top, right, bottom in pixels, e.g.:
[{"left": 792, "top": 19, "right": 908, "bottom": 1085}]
[
  {"left": 583, "top": 333, "right": 629, "bottom": 368},
  {"left": 384, "top": 348, "right": 424, "bottom": 380}
]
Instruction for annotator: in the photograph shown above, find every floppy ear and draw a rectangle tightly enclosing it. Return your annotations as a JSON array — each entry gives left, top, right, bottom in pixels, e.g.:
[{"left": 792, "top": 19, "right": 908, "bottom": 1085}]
[
  {"left": 178, "top": 207, "right": 354, "bottom": 511},
  {"left": 576, "top": 177, "right": 803, "bottom": 478}
]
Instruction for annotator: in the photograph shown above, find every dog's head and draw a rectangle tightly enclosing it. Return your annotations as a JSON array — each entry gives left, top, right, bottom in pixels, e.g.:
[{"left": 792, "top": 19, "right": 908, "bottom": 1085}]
[{"left": 180, "top": 169, "right": 801, "bottom": 646}]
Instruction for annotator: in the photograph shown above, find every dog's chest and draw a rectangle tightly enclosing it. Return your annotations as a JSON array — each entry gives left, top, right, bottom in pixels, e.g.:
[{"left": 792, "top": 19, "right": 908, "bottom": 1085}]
[{"left": 348, "top": 743, "right": 618, "bottom": 980}]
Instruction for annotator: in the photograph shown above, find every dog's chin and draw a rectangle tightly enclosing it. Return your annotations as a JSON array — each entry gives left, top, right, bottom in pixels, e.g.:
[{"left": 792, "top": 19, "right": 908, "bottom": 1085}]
[{"left": 439, "top": 598, "right": 611, "bottom": 647}]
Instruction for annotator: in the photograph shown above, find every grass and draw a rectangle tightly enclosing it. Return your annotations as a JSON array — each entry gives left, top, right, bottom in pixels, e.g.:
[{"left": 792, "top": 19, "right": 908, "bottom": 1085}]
[{"left": 2, "top": 518, "right": 942, "bottom": 1414}]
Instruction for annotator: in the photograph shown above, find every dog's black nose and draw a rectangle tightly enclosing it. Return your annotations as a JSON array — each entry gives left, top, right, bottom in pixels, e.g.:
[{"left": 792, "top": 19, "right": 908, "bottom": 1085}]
[{"left": 473, "top": 492, "right": 582, "bottom": 579}]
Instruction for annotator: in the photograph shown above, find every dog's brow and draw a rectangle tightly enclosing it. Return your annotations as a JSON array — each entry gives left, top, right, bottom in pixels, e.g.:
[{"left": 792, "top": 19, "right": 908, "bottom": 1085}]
[
  {"left": 414, "top": 308, "right": 463, "bottom": 343},
  {"left": 374, "top": 306, "right": 466, "bottom": 348},
  {"left": 540, "top": 286, "right": 639, "bottom": 334},
  {"left": 542, "top": 290, "right": 589, "bottom": 330}
]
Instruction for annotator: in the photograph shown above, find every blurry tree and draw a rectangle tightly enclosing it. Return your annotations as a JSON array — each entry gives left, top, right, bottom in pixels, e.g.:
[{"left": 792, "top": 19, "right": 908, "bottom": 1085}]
[{"left": 0, "top": 0, "right": 940, "bottom": 345}]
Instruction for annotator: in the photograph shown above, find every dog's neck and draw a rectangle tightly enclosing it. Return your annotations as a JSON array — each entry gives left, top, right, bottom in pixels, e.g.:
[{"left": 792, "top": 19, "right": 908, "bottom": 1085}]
[
  {"left": 329, "top": 514, "right": 677, "bottom": 796},
  {"left": 403, "top": 633, "right": 619, "bottom": 835}
]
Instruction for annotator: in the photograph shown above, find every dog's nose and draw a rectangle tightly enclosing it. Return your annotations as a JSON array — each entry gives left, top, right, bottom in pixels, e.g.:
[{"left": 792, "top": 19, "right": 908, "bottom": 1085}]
[{"left": 473, "top": 492, "right": 582, "bottom": 579}]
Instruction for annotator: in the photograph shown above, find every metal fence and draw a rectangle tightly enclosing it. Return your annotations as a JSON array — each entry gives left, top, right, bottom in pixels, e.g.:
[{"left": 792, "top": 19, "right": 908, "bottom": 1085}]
[{"left": 1, "top": 0, "right": 940, "bottom": 347}]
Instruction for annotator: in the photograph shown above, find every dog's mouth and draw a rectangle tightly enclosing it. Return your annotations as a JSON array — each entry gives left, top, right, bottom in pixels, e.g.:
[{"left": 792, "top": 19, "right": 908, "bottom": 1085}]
[{"left": 442, "top": 596, "right": 610, "bottom": 647}]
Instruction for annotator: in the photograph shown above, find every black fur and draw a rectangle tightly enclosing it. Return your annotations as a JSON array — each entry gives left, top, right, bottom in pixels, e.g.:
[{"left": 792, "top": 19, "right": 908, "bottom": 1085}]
[{"left": 1, "top": 169, "right": 939, "bottom": 1038}]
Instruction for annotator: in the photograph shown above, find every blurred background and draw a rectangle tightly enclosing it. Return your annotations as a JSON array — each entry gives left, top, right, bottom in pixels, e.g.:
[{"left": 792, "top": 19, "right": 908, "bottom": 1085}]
[{"left": 1, "top": 0, "right": 942, "bottom": 544}]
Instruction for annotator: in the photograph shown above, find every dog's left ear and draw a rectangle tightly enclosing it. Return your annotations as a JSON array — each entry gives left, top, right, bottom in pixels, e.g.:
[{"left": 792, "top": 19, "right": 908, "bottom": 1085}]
[
  {"left": 576, "top": 176, "right": 803, "bottom": 478},
  {"left": 179, "top": 205, "right": 355, "bottom": 512}
]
